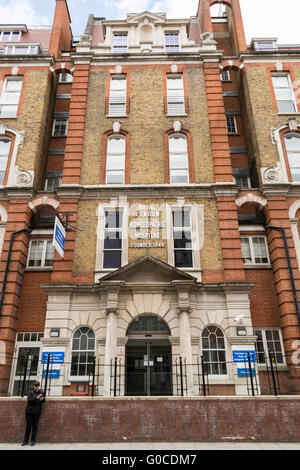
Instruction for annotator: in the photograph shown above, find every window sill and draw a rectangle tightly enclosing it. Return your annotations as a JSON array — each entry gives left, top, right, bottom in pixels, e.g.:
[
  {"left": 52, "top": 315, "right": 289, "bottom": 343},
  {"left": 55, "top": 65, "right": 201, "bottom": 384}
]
[
  {"left": 68, "top": 377, "right": 90, "bottom": 383},
  {"left": 0, "top": 115, "right": 17, "bottom": 119},
  {"left": 166, "top": 114, "right": 187, "bottom": 117},
  {"left": 257, "top": 364, "right": 288, "bottom": 371},
  {"left": 278, "top": 112, "right": 300, "bottom": 116},
  {"left": 243, "top": 264, "right": 272, "bottom": 269},
  {"left": 106, "top": 114, "right": 128, "bottom": 118},
  {"left": 25, "top": 267, "right": 53, "bottom": 272}
]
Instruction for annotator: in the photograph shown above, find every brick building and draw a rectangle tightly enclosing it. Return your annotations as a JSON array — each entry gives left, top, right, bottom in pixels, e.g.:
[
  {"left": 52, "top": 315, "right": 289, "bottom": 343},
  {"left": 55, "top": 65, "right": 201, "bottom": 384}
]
[{"left": 0, "top": 0, "right": 299, "bottom": 398}]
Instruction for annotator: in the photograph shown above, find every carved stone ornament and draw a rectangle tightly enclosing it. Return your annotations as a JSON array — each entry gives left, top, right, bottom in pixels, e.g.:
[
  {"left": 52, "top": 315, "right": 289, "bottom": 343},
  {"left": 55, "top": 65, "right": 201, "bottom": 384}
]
[
  {"left": 261, "top": 162, "right": 283, "bottom": 184},
  {"left": 173, "top": 120, "right": 181, "bottom": 132},
  {"left": 171, "top": 64, "right": 178, "bottom": 73},
  {"left": 113, "top": 121, "right": 121, "bottom": 133},
  {"left": 115, "top": 65, "right": 123, "bottom": 74},
  {"left": 288, "top": 118, "right": 298, "bottom": 132},
  {"left": 0, "top": 124, "right": 7, "bottom": 136},
  {"left": 10, "top": 166, "right": 34, "bottom": 187}
]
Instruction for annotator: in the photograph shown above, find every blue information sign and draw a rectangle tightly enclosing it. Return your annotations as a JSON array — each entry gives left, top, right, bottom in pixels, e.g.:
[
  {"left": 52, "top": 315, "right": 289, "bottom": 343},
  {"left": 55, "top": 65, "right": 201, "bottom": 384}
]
[
  {"left": 53, "top": 217, "right": 66, "bottom": 258},
  {"left": 42, "top": 369, "right": 60, "bottom": 379},
  {"left": 233, "top": 350, "right": 256, "bottom": 363},
  {"left": 41, "top": 351, "right": 65, "bottom": 364}
]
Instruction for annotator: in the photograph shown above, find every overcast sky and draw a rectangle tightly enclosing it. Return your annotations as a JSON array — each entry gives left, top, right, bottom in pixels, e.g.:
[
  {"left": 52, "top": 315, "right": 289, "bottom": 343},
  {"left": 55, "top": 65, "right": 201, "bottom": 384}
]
[{"left": 0, "top": 0, "right": 299, "bottom": 44}]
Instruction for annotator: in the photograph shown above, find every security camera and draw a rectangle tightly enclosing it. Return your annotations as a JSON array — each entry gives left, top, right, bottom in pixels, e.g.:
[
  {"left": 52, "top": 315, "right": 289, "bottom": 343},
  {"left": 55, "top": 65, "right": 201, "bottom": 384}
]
[{"left": 234, "top": 314, "right": 244, "bottom": 323}]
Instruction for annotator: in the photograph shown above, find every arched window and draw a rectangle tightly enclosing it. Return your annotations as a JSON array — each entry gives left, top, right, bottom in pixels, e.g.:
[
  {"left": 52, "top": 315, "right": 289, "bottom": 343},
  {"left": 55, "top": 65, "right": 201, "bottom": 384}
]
[
  {"left": 106, "top": 135, "right": 126, "bottom": 184},
  {"left": 70, "top": 327, "right": 95, "bottom": 377},
  {"left": 0, "top": 138, "right": 11, "bottom": 185},
  {"left": 284, "top": 134, "right": 300, "bottom": 181},
  {"left": 202, "top": 325, "right": 227, "bottom": 375},
  {"left": 169, "top": 134, "right": 189, "bottom": 184}
]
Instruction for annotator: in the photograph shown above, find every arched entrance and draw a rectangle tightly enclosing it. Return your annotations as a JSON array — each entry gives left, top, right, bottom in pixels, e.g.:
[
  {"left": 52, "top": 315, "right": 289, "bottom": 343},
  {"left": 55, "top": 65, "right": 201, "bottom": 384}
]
[{"left": 125, "top": 315, "right": 172, "bottom": 396}]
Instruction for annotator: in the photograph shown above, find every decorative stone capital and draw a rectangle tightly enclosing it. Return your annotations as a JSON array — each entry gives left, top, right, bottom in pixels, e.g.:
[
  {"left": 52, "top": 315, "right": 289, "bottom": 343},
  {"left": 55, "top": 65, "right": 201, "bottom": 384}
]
[
  {"left": 105, "top": 307, "right": 119, "bottom": 316},
  {"left": 177, "top": 306, "right": 192, "bottom": 316},
  {"left": 173, "top": 120, "right": 182, "bottom": 132},
  {"left": 0, "top": 123, "right": 8, "bottom": 136}
]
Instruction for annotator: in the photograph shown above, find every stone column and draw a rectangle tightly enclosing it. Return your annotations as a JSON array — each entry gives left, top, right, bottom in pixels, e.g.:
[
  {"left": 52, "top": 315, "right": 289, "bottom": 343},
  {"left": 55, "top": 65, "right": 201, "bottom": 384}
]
[
  {"left": 103, "top": 308, "right": 118, "bottom": 396},
  {"left": 177, "top": 307, "right": 193, "bottom": 395}
]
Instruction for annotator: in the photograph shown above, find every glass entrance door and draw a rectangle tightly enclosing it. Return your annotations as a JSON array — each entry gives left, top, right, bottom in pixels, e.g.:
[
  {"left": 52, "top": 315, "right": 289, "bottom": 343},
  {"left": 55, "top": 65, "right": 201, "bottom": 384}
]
[{"left": 125, "top": 339, "right": 172, "bottom": 396}]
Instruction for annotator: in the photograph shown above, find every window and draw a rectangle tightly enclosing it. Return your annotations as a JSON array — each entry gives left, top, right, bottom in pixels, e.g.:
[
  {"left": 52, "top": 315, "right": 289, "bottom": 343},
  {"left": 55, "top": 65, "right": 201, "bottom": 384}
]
[
  {"left": 166, "top": 74, "right": 185, "bottom": 115},
  {"left": 284, "top": 134, "right": 300, "bottom": 181},
  {"left": 45, "top": 177, "right": 62, "bottom": 191},
  {"left": 106, "top": 135, "right": 126, "bottom": 184},
  {"left": 220, "top": 70, "right": 230, "bottom": 81},
  {"left": 27, "top": 240, "right": 54, "bottom": 268},
  {"left": 165, "top": 33, "right": 179, "bottom": 52},
  {"left": 226, "top": 115, "right": 238, "bottom": 134},
  {"left": 103, "top": 210, "right": 123, "bottom": 269},
  {"left": 70, "top": 327, "right": 95, "bottom": 378},
  {"left": 169, "top": 134, "right": 189, "bottom": 184},
  {"left": 52, "top": 118, "right": 68, "bottom": 137},
  {"left": 202, "top": 326, "right": 227, "bottom": 375},
  {"left": 254, "top": 328, "right": 284, "bottom": 365},
  {"left": 0, "top": 77, "right": 23, "bottom": 118},
  {"left": 0, "top": 31, "right": 21, "bottom": 41},
  {"left": 254, "top": 40, "right": 277, "bottom": 51},
  {"left": 58, "top": 73, "right": 73, "bottom": 83},
  {"left": 241, "top": 236, "right": 269, "bottom": 265},
  {"left": 5, "top": 45, "right": 38, "bottom": 55},
  {"left": 272, "top": 74, "right": 297, "bottom": 113},
  {"left": 0, "top": 139, "right": 11, "bottom": 185},
  {"left": 108, "top": 75, "right": 127, "bottom": 116},
  {"left": 113, "top": 33, "right": 127, "bottom": 53},
  {"left": 234, "top": 176, "right": 250, "bottom": 188},
  {"left": 172, "top": 209, "right": 193, "bottom": 268}
]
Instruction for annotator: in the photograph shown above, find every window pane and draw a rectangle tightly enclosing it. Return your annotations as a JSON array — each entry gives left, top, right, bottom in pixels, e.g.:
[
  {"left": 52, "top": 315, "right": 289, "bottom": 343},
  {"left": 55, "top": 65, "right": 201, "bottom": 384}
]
[
  {"left": 103, "top": 250, "right": 122, "bottom": 269},
  {"left": 106, "top": 171, "right": 124, "bottom": 184},
  {"left": 110, "top": 77, "right": 126, "bottom": 90},
  {"left": 274, "top": 88, "right": 294, "bottom": 101},
  {"left": 241, "top": 238, "right": 252, "bottom": 264},
  {"left": 0, "top": 105, "right": 18, "bottom": 117},
  {"left": 104, "top": 231, "right": 122, "bottom": 249},
  {"left": 107, "top": 137, "right": 125, "bottom": 154},
  {"left": 272, "top": 75, "right": 290, "bottom": 87},
  {"left": 173, "top": 230, "right": 192, "bottom": 249},
  {"left": 174, "top": 250, "right": 193, "bottom": 268},
  {"left": 0, "top": 139, "right": 11, "bottom": 157},
  {"left": 106, "top": 154, "right": 125, "bottom": 170},
  {"left": 105, "top": 211, "right": 122, "bottom": 228},
  {"left": 170, "top": 170, "right": 189, "bottom": 184},
  {"left": 253, "top": 237, "right": 268, "bottom": 263},
  {"left": 2, "top": 92, "right": 21, "bottom": 104},
  {"left": 169, "top": 135, "right": 187, "bottom": 153},
  {"left": 170, "top": 154, "right": 188, "bottom": 170},
  {"left": 172, "top": 210, "right": 191, "bottom": 228},
  {"left": 285, "top": 135, "right": 300, "bottom": 151},
  {"left": 277, "top": 100, "right": 296, "bottom": 113},
  {"left": 6, "top": 80, "right": 22, "bottom": 92}
]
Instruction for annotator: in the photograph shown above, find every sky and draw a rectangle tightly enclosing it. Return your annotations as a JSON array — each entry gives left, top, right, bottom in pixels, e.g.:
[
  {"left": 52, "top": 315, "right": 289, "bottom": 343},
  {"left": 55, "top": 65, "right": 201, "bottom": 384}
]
[{"left": 0, "top": 0, "right": 299, "bottom": 44}]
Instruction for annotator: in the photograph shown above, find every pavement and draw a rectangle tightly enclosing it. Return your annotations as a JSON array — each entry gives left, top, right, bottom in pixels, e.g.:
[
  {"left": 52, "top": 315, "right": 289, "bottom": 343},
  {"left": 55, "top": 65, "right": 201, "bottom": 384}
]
[{"left": 1, "top": 442, "right": 300, "bottom": 450}]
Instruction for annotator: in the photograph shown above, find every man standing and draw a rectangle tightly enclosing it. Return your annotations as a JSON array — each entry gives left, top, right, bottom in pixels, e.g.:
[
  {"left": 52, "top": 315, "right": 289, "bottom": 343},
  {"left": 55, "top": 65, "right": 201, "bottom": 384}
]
[{"left": 21, "top": 380, "right": 45, "bottom": 446}]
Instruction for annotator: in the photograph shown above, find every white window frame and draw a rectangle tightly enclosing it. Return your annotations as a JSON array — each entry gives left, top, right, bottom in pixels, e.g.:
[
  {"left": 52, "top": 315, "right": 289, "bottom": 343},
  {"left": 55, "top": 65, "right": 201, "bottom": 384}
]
[
  {"left": 0, "top": 76, "right": 23, "bottom": 118},
  {"left": 113, "top": 33, "right": 128, "bottom": 53},
  {"left": 4, "top": 45, "right": 39, "bottom": 55},
  {"left": 44, "top": 177, "right": 62, "bottom": 191},
  {"left": 9, "top": 332, "right": 44, "bottom": 396},
  {"left": 58, "top": 72, "right": 73, "bottom": 83},
  {"left": 52, "top": 117, "right": 68, "bottom": 137},
  {"left": 201, "top": 325, "right": 228, "bottom": 378},
  {"left": 0, "top": 31, "right": 21, "bottom": 41},
  {"left": 226, "top": 115, "right": 238, "bottom": 134},
  {"left": 240, "top": 235, "right": 270, "bottom": 265},
  {"left": 0, "top": 138, "right": 11, "bottom": 185},
  {"left": 254, "top": 328, "right": 285, "bottom": 366},
  {"left": 106, "top": 134, "right": 126, "bottom": 184},
  {"left": 168, "top": 133, "right": 189, "bottom": 184},
  {"left": 166, "top": 202, "right": 203, "bottom": 275},
  {"left": 254, "top": 40, "right": 277, "bottom": 51},
  {"left": 234, "top": 175, "right": 251, "bottom": 188},
  {"left": 271, "top": 73, "right": 297, "bottom": 114},
  {"left": 27, "top": 239, "right": 54, "bottom": 269},
  {"left": 95, "top": 202, "right": 128, "bottom": 280},
  {"left": 69, "top": 327, "right": 96, "bottom": 382},
  {"left": 108, "top": 75, "right": 127, "bottom": 117},
  {"left": 284, "top": 133, "right": 300, "bottom": 182},
  {"left": 165, "top": 32, "right": 180, "bottom": 53},
  {"left": 166, "top": 74, "right": 186, "bottom": 116},
  {"left": 220, "top": 70, "right": 230, "bottom": 81}
]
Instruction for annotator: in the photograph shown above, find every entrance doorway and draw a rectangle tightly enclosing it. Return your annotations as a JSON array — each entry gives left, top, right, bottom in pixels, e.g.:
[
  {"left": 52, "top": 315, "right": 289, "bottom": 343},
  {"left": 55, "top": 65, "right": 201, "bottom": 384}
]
[{"left": 125, "top": 315, "right": 172, "bottom": 396}]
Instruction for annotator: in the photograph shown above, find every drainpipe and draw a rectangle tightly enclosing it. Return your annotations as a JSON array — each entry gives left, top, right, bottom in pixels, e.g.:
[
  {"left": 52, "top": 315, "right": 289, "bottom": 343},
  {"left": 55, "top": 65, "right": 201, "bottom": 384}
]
[
  {"left": 0, "top": 228, "right": 32, "bottom": 317},
  {"left": 265, "top": 225, "right": 300, "bottom": 327}
]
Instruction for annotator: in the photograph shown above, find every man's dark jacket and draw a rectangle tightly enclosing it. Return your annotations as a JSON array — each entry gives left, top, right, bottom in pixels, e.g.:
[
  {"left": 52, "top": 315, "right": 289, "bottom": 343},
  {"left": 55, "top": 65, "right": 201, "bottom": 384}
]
[{"left": 25, "top": 389, "right": 45, "bottom": 415}]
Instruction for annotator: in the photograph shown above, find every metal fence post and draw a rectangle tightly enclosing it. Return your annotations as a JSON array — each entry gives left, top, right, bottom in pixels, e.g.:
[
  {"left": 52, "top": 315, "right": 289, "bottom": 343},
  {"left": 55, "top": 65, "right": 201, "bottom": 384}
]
[
  {"left": 91, "top": 356, "right": 96, "bottom": 397},
  {"left": 114, "top": 357, "right": 118, "bottom": 397},
  {"left": 21, "top": 350, "right": 30, "bottom": 397},
  {"left": 268, "top": 350, "right": 278, "bottom": 396},
  {"left": 248, "top": 352, "right": 255, "bottom": 397},
  {"left": 43, "top": 353, "right": 51, "bottom": 398},
  {"left": 201, "top": 355, "right": 206, "bottom": 397},
  {"left": 179, "top": 356, "right": 184, "bottom": 397}
]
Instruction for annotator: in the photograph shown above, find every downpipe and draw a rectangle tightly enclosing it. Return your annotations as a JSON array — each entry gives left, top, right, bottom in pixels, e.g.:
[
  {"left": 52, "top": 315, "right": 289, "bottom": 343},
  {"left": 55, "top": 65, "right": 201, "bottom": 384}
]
[{"left": 265, "top": 225, "right": 300, "bottom": 327}]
